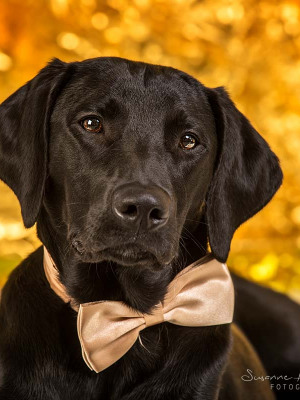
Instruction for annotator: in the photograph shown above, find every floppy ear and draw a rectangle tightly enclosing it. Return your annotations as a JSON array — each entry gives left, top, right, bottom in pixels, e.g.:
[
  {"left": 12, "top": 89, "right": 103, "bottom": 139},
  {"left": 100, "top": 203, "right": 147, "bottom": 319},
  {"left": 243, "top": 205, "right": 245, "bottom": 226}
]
[
  {"left": 204, "top": 86, "right": 283, "bottom": 263},
  {"left": 0, "top": 58, "right": 74, "bottom": 228}
]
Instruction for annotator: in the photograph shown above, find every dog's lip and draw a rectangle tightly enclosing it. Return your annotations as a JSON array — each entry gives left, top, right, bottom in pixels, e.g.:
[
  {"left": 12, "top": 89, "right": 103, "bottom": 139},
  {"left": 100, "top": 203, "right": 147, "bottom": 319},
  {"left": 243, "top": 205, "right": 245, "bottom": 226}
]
[
  {"left": 100, "top": 244, "right": 158, "bottom": 267},
  {"left": 71, "top": 238, "right": 174, "bottom": 266}
]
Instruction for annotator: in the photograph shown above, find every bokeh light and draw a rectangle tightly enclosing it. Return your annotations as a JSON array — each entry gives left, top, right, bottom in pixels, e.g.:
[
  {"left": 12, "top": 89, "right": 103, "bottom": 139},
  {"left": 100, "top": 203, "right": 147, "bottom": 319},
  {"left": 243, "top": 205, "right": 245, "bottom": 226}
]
[{"left": 0, "top": 0, "right": 300, "bottom": 302}]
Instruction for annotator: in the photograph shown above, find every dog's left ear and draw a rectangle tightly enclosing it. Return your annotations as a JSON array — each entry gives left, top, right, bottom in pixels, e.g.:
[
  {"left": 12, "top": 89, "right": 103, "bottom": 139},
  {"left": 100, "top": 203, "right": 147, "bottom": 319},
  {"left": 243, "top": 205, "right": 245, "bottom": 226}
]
[
  {"left": 0, "top": 58, "right": 74, "bottom": 228},
  {"left": 204, "top": 86, "right": 283, "bottom": 263}
]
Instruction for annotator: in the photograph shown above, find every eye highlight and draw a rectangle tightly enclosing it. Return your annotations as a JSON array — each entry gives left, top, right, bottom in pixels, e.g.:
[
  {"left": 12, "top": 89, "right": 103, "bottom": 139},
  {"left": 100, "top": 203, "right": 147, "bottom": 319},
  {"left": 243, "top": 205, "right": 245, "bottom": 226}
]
[
  {"left": 80, "top": 117, "right": 103, "bottom": 133},
  {"left": 179, "top": 134, "right": 198, "bottom": 150}
]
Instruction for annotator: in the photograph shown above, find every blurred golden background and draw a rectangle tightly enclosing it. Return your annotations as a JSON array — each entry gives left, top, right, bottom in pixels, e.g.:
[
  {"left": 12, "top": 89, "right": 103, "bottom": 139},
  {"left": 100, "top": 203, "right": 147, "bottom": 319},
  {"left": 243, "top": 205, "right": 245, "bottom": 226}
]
[{"left": 0, "top": 0, "right": 300, "bottom": 301}]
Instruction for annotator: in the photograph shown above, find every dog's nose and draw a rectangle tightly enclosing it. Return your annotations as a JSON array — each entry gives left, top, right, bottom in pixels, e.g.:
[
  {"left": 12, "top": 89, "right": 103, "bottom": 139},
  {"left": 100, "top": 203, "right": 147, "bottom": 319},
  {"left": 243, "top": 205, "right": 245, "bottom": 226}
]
[{"left": 112, "top": 184, "right": 171, "bottom": 231}]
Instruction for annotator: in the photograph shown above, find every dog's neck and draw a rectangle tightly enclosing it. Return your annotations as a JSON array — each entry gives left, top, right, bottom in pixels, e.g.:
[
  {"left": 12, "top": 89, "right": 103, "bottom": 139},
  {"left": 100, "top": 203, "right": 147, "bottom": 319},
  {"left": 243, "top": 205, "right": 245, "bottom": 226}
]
[{"left": 37, "top": 210, "right": 208, "bottom": 314}]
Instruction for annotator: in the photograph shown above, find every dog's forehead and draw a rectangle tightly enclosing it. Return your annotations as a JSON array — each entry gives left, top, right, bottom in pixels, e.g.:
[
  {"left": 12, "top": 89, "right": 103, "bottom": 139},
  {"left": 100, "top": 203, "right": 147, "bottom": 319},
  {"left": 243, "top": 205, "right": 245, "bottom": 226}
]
[{"left": 61, "top": 57, "right": 209, "bottom": 113}]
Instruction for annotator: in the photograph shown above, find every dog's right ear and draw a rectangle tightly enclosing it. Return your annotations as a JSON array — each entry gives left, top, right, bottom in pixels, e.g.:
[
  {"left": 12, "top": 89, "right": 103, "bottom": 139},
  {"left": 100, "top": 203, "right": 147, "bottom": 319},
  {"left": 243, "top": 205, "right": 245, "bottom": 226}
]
[{"left": 0, "top": 58, "right": 74, "bottom": 228}]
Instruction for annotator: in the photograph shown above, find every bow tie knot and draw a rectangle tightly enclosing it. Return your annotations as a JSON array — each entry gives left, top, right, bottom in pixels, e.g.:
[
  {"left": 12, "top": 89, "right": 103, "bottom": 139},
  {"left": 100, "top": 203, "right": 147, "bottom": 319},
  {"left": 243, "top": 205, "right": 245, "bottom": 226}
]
[{"left": 143, "top": 303, "right": 164, "bottom": 327}]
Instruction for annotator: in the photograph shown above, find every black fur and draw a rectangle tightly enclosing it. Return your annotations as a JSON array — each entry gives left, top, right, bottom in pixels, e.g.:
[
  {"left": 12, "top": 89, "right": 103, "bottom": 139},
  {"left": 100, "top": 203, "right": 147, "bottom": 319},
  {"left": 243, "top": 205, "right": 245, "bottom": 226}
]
[{"left": 0, "top": 57, "right": 299, "bottom": 399}]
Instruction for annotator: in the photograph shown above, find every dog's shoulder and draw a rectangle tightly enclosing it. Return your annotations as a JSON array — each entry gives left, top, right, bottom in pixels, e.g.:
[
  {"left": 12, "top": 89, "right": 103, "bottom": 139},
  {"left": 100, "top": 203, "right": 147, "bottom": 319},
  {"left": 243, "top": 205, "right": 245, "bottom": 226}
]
[
  {"left": 219, "top": 324, "right": 275, "bottom": 400},
  {"left": 0, "top": 247, "right": 44, "bottom": 312},
  {"left": 0, "top": 246, "right": 62, "bottom": 344}
]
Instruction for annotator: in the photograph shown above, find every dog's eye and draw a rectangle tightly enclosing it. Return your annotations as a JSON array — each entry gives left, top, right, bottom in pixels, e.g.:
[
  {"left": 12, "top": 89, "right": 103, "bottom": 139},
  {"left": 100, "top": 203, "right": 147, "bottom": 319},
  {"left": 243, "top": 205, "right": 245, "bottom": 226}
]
[
  {"left": 179, "top": 134, "right": 198, "bottom": 150},
  {"left": 81, "top": 117, "right": 103, "bottom": 133}
]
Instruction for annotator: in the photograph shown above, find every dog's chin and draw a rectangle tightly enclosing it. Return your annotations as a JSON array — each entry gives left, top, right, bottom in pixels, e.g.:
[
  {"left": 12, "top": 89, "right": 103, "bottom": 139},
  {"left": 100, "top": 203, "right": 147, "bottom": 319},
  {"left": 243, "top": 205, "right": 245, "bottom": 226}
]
[{"left": 73, "top": 242, "right": 166, "bottom": 270}]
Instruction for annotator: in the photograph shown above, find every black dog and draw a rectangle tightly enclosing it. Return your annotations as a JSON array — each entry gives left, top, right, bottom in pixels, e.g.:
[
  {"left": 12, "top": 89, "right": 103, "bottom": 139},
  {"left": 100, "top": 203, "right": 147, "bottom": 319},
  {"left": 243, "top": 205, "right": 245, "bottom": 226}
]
[{"left": 0, "top": 57, "right": 299, "bottom": 399}]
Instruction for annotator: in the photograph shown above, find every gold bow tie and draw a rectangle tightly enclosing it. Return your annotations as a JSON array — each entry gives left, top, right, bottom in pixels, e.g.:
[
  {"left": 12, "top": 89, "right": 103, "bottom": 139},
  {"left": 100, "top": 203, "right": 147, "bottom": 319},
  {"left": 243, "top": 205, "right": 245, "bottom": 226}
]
[{"left": 43, "top": 247, "right": 234, "bottom": 373}]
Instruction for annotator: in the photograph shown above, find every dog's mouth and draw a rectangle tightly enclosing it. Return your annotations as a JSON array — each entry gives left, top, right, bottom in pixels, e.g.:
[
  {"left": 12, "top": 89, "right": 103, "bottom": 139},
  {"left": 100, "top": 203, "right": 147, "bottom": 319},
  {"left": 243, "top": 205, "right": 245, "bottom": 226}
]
[
  {"left": 72, "top": 239, "right": 162, "bottom": 267},
  {"left": 100, "top": 245, "right": 159, "bottom": 267}
]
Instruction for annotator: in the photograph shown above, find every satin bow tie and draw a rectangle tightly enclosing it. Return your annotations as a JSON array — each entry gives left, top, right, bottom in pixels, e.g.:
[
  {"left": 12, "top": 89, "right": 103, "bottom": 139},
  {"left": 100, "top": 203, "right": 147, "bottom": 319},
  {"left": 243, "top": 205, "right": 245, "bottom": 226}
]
[{"left": 43, "top": 247, "right": 234, "bottom": 373}]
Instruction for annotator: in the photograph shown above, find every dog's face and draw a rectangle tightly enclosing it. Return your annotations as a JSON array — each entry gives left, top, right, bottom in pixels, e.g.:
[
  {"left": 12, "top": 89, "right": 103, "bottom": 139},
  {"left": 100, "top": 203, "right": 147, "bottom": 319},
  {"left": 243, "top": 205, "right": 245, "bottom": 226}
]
[
  {"left": 48, "top": 59, "right": 217, "bottom": 270},
  {"left": 0, "top": 57, "right": 283, "bottom": 306}
]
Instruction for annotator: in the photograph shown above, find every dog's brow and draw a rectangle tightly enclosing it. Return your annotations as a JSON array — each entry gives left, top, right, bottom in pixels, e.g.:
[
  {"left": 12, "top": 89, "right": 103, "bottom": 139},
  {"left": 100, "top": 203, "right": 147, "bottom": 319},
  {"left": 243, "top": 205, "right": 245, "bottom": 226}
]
[
  {"left": 101, "top": 98, "right": 123, "bottom": 119},
  {"left": 165, "top": 108, "right": 200, "bottom": 131},
  {"left": 166, "top": 109, "right": 189, "bottom": 128}
]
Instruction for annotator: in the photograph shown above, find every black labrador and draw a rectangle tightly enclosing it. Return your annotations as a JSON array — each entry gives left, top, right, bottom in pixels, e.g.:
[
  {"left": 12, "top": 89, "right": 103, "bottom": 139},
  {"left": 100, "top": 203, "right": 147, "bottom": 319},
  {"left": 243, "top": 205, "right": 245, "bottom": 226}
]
[{"left": 0, "top": 57, "right": 300, "bottom": 400}]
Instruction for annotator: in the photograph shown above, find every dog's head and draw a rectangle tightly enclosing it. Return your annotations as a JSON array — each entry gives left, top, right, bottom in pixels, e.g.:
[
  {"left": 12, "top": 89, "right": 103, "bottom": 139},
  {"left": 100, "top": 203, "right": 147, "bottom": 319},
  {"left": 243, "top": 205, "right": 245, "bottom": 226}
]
[{"left": 0, "top": 58, "right": 282, "bottom": 305}]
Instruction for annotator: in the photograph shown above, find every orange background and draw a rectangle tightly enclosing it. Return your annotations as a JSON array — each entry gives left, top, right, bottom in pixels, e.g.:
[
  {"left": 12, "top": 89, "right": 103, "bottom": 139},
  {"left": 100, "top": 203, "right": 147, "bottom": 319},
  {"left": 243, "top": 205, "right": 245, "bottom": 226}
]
[{"left": 0, "top": 0, "right": 300, "bottom": 302}]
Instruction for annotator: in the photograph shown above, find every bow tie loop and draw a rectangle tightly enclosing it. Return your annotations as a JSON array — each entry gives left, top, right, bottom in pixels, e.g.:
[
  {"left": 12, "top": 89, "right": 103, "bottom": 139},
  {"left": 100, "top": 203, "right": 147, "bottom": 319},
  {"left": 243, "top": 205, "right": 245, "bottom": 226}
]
[{"left": 77, "top": 301, "right": 146, "bottom": 371}]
